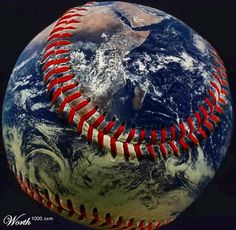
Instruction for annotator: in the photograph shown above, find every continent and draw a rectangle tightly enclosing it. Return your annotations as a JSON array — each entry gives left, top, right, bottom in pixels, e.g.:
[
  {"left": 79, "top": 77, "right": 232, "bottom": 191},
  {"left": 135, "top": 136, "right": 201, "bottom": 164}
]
[
  {"left": 73, "top": 4, "right": 150, "bottom": 43},
  {"left": 114, "top": 2, "right": 161, "bottom": 28}
]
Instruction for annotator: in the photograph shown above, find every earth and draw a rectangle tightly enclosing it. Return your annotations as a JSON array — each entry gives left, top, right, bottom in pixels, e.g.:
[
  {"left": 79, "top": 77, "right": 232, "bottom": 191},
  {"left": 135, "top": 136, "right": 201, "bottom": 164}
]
[{"left": 2, "top": 1, "right": 233, "bottom": 227}]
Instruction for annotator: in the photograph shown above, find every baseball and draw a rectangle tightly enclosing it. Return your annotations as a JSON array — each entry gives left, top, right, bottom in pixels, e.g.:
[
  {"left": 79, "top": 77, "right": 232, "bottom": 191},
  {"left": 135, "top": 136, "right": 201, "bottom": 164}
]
[{"left": 2, "top": 1, "right": 233, "bottom": 229}]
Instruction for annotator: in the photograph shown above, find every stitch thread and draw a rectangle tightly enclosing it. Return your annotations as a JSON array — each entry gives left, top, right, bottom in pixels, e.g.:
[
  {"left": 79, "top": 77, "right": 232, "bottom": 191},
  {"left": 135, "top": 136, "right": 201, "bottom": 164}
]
[
  {"left": 8, "top": 161, "right": 174, "bottom": 229},
  {"left": 41, "top": 2, "right": 229, "bottom": 161}
]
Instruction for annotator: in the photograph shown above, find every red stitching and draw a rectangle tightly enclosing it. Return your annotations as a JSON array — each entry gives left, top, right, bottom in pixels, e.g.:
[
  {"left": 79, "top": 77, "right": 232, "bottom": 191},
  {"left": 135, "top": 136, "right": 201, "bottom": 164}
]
[
  {"left": 91, "top": 208, "right": 99, "bottom": 224},
  {"left": 159, "top": 143, "right": 168, "bottom": 156},
  {"left": 194, "top": 112, "right": 202, "bottom": 126},
  {"left": 138, "top": 128, "right": 146, "bottom": 144},
  {"left": 150, "top": 128, "right": 157, "bottom": 144},
  {"left": 87, "top": 125, "right": 94, "bottom": 143},
  {"left": 208, "top": 90, "right": 217, "bottom": 105},
  {"left": 213, "top": 73, "right": 222, "bottom": 84},
  {"left": 156, "top": 222, "right": 162, "bottom": 228},
  {"left": 216, "top": 66, "right": 227, "bottom": 79},
  {"left": 50, "top": 26, "right": 76, "bottom": 35},
  {"left": 221, "top": 79, "right": 228, "bottom": 87},
  {"left": 221, "top": 65, "right": 226, "bottom": 72},
  {"left": 67, "top": 200, "right": 75, "bottom": 217},
  {"left": 214, "top": 66, "right": 222, "bottom": 75},
  {"left": 187, "top": 117, "right": 194, "bottom": 133},
  {"left": 179, "top": 121, "right": 186, "bottom": 138},
  {"left": 78, "top": 204, "right": 87, "bottom": 220},
  {"left": 48, "top": 33, "right": 73, "bottom": 42},
  {"left": 204, "top": 98, "right": 213, "bottom": 113},
  {"left": 161, "top": 127, "right": 167, "bottom": 143},
  {"left": 43, "top": 49, "right": 69, "bottom": 62},
  {"left": 139, "top": 220, "right": 145, "bottom": 229},
  {"left": 41, "top": 2, "right": 229, "bottom": 160},
  {"left": 43, "top": 58, "right": 70, "bottom": 71},
  {"left": 44, "top": 66, "right": 71, "bottom": 82},
  {"left": 59, "top": 13, "right": 84, "bottom": 21},
  {"left": 215, "top": 104, "right": 223, "bottom": 114},
  {"left": 123, "top": 142, "right": 130, "bottom": 157},
  {"left": 25, "top": 179, "right": 34, "bottom": 199},
  {"left": 110, "top": 137, "right": 117, "bottom": 155},
  {"left": 219, "top": 97, "right": 226, "bottom": 105},
  {"left": 113, "top": 121, "right": 125, "bottom": 140},
  {"left": 97, "top": 131, "right": 104, "bottom": 149},
  {"left": 128, "top": 218, "right": 134, "bottom": 227},
  {"left": 68, "top": 99, "right": 90, "bottom": 124},
  {"left": 126, "top": 126, "right": 136, "bottom": 143},
  {"left": 198, "top": 127, "right": 207, "bottom": 139},
  {"left": 189, "top": 133, "right": 198, "bottom": 145},
  {"left": 147, "top": 222, "right": 153, "bottom": 230},
  {"left": 44, "top": 189, "right": 52, "bottom": 209},
  {"left": 9, "top": 162, "right": 177, "bottom": 230},
  {"left": 116, "top": 216, "right": 123, "bottom": 227},
  {"left": 179, "top": 138, "right": 188, "bottom": 150},
  {"left": 59, "top": 91, "right": 82, "bottom": 112},
  {"left": 199, "top": 105, "right": 208, "bottom": 121},
  {"left": 103, "top": 117, "right": 116, "bottom": 134},
  {"left": 204, "top": 120, "right": 214, "bottom": 131},
  {"left": 55, "top": 194, "right": 64, "bottom": 213},
  {"left": 45, "top": 40, "right": 72, "bottom": 52},
  {"left": 77, "top": 107, "right": 98, "bottom": 140},
  {"left": 222, "top": 72, "right": 228, "bottom": 78},
  {"left": 83, "top": 106, "right": 98, "bottom": 121},
  {"left": 52, "top": 83, "right": 78, "bottom": 105},
  {"left": 92, "top": 112, "right": 106, "bottom": 128},
  {"left": 210, "top": 113, "right": 220, "bottom": 124},
  {"left": 103, "top": 213, "right": 112, "bottom": 226},
  {"left": 215, "top": 58, "right": 223, "bottom": 66},
  {"left": 34, "top": 187, "right": 43, "bottom": 204},
  {"left": 170, "top": 124, "right": 176, "bottom": 140},
  {"left": 147, "top": 144, "right": 156, "bottom": 158},
  {"left": 47, "top": 74, "right": 75, "bottom": 91},
  {"left": 134, "top": 144, "right": 143, "bottom": 159},
  {"left": 56, "top": 19, "right": 80, "bottom": 27},
  {"left": 169, "top": 141, "right": 179, "bottom": 155},
  {"left": 77, "top": 117, "right": 85, "bottom": 134},
  {"left": 210, "top": 81, "right": 221, "bottom": 96}
]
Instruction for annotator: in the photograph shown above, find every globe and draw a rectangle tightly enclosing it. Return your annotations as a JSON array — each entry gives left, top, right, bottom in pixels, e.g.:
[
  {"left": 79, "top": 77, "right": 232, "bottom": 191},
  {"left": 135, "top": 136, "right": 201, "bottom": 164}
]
[{"left": 2, "top": 1, "right": 233, "bottom": 229}]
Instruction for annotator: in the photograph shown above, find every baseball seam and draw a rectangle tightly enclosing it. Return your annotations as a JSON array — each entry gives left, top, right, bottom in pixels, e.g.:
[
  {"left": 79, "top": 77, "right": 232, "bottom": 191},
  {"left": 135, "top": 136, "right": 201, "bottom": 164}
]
[
  {"left": 41, "top": 1, "right": 229, "bottom": 160},
  {"left": 8, "top": 162, "right": 172, "bottom": 229}
]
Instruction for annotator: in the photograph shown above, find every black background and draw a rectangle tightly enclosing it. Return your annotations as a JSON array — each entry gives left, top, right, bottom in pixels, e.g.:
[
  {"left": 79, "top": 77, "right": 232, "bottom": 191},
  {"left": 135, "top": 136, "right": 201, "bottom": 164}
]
[{"left": 0, "top": 0, "right": 236, "bottom": 229}]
